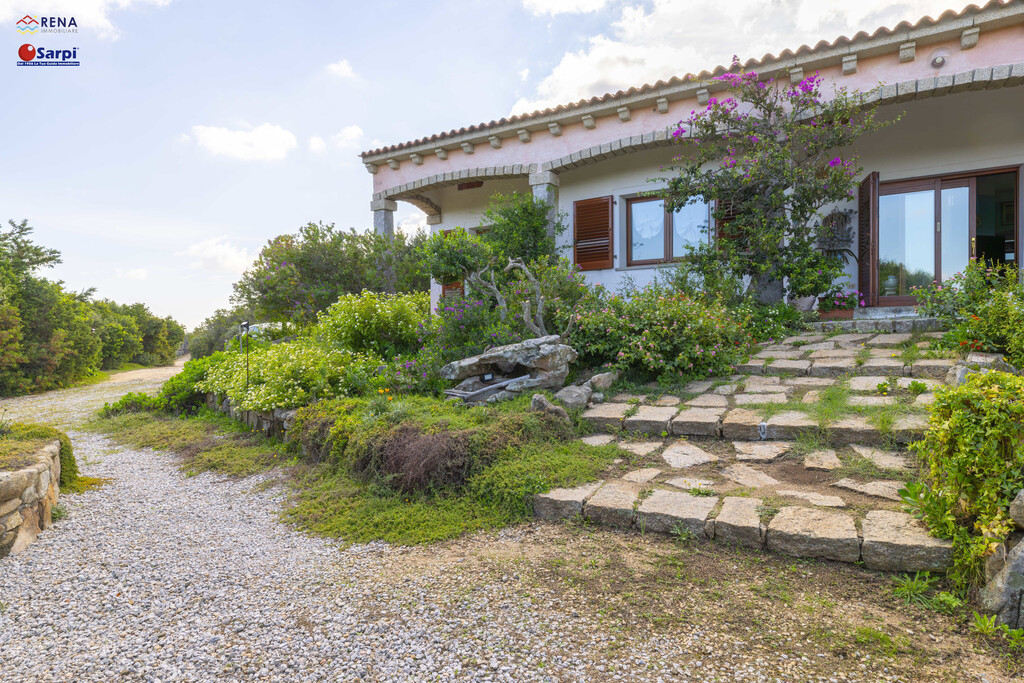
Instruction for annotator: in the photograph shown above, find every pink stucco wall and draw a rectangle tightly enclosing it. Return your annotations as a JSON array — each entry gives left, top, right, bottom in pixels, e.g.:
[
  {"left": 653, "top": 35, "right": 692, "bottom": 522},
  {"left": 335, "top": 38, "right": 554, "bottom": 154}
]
[{"left": 371, "top": 23, "right": 1024, "bottom": 195}]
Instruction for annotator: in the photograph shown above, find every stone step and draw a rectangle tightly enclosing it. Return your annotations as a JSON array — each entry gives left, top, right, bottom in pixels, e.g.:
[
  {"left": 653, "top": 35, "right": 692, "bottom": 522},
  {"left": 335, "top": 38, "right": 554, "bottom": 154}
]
[
  {"left": 582, "top": 403, "right": 927, "bottom": 445},
  {"left": 533, "top": 485, "right": 951, "bottom": 572}
]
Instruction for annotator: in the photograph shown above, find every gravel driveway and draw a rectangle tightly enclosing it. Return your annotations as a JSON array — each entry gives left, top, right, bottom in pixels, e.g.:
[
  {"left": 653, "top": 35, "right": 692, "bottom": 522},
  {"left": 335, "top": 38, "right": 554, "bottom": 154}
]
[{"left": 0, "top": 369, "right": 1012, "bottom": 682}]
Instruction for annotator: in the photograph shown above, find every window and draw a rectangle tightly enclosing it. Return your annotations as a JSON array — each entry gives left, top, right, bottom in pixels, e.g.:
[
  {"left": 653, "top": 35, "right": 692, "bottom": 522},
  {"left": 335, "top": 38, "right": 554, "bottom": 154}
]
[{"left": 626, "top": 197, "right": 711, "bottom": 265}]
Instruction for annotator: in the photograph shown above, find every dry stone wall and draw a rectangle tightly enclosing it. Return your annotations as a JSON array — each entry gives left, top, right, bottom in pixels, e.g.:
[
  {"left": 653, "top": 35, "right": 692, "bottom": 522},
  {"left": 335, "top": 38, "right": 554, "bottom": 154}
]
[{"left": 0, "top": 440, "right": 61, "bottom": 558}]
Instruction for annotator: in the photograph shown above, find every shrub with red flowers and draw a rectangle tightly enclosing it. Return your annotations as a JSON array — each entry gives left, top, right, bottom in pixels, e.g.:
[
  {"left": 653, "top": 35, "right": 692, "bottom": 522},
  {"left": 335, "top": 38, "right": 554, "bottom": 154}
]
[{"left": 568, "top": 284, "right": 753, "bottom": 382}]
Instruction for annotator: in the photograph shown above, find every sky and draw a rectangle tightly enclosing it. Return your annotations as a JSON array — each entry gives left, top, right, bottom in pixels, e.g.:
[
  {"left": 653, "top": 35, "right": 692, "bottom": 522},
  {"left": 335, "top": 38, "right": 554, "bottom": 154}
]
[{"left": 0, "top": 0, "right": 968, "bottom": 328}]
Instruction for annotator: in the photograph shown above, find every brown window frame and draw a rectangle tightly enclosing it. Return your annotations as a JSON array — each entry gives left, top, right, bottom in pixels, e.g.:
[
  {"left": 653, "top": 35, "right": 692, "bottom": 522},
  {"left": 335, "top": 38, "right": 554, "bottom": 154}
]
[
  {"left": 625, "top": 196, "right": 712, "bottom": 266},
  {"left": 875, "top": 165, "right": 1019, "bottom": 306}
]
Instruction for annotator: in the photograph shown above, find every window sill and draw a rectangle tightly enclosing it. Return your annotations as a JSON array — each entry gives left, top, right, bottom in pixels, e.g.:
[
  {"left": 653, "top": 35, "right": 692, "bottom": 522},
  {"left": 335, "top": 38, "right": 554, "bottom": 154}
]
[{"left": 614, "top": 262, "right": 677, "bottom": 272}]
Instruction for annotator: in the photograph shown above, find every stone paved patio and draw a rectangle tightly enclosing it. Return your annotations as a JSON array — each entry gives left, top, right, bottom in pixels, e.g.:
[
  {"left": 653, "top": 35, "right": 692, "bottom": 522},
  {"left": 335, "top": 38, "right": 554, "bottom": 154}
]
[{"left": 532, "top": 330, "right": 991, "bottom": 572}]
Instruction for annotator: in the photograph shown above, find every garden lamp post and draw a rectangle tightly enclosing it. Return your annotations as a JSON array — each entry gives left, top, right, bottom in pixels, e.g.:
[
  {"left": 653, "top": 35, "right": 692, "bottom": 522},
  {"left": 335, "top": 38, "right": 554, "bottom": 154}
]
[{"left": 239, "top": 321, "right": 250, "bottom": 392}]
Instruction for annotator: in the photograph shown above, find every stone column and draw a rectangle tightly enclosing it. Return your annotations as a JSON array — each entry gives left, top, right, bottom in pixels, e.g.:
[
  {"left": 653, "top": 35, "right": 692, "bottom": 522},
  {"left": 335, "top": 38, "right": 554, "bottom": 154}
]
[
  {"left": 370, "top": 198, "right": 397, "bottom": 238},
  {"left": 529, "top": 170, "right": 560, "bottom": 240}
]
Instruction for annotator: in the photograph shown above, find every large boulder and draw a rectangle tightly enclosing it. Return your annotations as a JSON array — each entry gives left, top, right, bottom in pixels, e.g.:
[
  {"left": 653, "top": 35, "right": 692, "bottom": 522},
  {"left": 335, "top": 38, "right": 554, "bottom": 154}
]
[
  {"left": 530, "top": 394, "right": 570, "bottom": 424},
  {"left": 441, "top": 335, "right": 578, "bottom": 393},
  {"left": 554, "top": 385, "right": 592, "bottom": 410},
  {"left": 980, "top": 539, "right": 1024, "bottom": 630}
]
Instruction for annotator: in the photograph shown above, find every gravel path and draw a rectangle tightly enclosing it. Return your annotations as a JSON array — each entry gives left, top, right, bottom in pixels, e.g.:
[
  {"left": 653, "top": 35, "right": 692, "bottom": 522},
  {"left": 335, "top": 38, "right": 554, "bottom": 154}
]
[{"left": 0, "top": 370, "right": 1012, "bottom": 682}]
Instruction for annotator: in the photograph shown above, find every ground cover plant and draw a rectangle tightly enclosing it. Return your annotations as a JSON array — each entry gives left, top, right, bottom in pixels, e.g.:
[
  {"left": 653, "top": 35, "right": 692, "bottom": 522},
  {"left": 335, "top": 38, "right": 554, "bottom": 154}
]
[
  {"left": 902, "top": 371, "right": 1024, "bottom": 589},
  {"left": 0, "top": 420, "right": 93, "bottom": 492}
]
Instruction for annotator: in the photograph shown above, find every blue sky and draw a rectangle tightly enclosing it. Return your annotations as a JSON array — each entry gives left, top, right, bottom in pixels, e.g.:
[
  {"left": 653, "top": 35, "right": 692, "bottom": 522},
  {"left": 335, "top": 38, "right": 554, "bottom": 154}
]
[{"left": 1, "top": 0, "right": 959, "bottom": 328}]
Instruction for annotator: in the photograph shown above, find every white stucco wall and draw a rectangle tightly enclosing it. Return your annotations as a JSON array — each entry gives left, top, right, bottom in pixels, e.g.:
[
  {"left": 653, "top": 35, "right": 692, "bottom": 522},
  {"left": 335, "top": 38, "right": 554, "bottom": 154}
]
[{"left": 422, "top": 87, "right": 1024, "bottom": 308}]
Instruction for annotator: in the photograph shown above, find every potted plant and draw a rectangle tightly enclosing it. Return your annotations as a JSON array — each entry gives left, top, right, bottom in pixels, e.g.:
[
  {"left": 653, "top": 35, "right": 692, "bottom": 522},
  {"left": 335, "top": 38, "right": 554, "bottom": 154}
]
[{"left": 818, "top": 287, "right": 864, "bottom": 320}]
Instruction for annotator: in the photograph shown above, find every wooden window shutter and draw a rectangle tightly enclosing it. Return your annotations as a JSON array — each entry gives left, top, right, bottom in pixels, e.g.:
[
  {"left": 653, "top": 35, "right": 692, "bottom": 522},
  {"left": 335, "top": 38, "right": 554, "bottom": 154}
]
[
  {"left": 858, "top": 172, "right": 879, "bottom": 307},
  {"left": 441, "top": 281, "right": 464, "bottom": 298},
  {"left": 715, "top": 199, "right": 741, "bottom": 241},
  {"left": 573, "top": 196, "right": 614, "bottom": 270}
]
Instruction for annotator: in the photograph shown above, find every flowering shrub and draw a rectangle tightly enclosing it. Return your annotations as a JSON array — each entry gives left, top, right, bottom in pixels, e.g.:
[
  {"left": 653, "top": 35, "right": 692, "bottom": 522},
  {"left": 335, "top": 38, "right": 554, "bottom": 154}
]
[
  {"left": 198, "top": 339, "right": 381, "bottom": 411},
  {"left": 914, "top": 259, "right": 1024, "bottom": 364},
  {"left": 732, "top": 301, "right": 804, "bottom": 343},
  {"left": 818, "top": 287, "right": 864, "bottom": 312},
  {"left": 663, "top": 64, "right": 890, "bottom": 301},
  {"left": 315, "top": 291, "right": 429, "bottom": 357},
  {"left": 569, "top": 284, "right": 752, "bottom": 381}
]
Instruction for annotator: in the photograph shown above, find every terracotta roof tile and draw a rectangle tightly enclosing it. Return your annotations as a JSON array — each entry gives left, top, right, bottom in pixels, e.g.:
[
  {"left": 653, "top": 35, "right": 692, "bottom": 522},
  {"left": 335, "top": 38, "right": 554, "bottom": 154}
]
[{"left": 360, "top": 1, "right": 1015, "bottom": 158}]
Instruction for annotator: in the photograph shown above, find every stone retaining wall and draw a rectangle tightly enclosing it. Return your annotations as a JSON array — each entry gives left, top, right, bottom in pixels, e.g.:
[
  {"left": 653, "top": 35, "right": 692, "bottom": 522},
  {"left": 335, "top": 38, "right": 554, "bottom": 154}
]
[
  {"left": 204, "top": 393, "right": 297, "bottom": 440},
  {"left": 0, "top": 440, "right": 61, "bottom": 558}
]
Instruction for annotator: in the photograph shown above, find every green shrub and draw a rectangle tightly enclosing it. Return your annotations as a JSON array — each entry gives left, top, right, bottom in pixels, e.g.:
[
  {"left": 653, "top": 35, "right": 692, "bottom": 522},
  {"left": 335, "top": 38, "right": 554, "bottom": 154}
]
[
  {"left": 479, "top": 192, "right": 565, "bottom": 264},
  {"left": 904, "top": 371, "right": 1024, "bottom": 588},
  {"left": 159, "top": 352, "right": 225, "bottom": 414},
  {"left": 568, "top": 283, "right": 752, "bottom": 381},
  {"left": 732, "top": 300, "right": 805, "bottom": 343},
  {"left": 198, "top": 339, "right": 381, "bottom": 411},
  {"left": 420, "top": 228, "right": 492, "bottom": 286},
  {"left": 99, "top": 391, "right": 162, "bottom": 417},
  {"left": 315, "top": 291, "right": 429, "bottom": 358},
  {"left": 913, "top": 259, "right": 1024, "bottom": 365}
]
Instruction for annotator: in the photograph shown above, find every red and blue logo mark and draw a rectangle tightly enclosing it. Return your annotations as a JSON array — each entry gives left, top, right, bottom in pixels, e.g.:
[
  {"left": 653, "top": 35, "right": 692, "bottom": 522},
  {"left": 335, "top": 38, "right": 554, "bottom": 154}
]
[
  {"left": 17, "top": 44, "right": 80, "bottom": 67},
  {"left": 16, "top": 15, "right": 38, "bottom": 34}
]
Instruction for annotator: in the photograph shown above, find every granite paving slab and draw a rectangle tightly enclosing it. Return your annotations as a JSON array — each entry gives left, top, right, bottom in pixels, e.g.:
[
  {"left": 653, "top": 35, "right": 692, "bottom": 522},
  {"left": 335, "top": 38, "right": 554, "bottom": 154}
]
[
  {"left": 766, "top": 507, "right": 861, "bottom": 562},
  {"left": 733, "top": 441, "right": 791, "bottom": 462},
  {"left": 622, "top": 468, "right": 662, "bottom": 484},
  {"left": 832, "top": 478, "right": 904, "bottom": 501},
  {"left": 670, "top": 407, "right": 726, "bottom": 436},
  {"left": 661, "top": 442, "right": 719, "bottom": 468},
  {"left": 581, "top": 403, "right": 630, "bottom": 431},
  {"left": 861, "top": 510, "right": 953, "bottom": 572},
  {"left": 665, "top": 477, "right": 717, "bottom": 491},
  {"left": 620, "top": 442, "right": 662, "bottom": 457},
  {"left": 637, "top": 489, "right": 718, "bottom": 536},
  {"left": 534, "top": 482, "right": 604, "bottom": 520},
  {"left": 848, "top": 444, "right": 909, "bottom": 471},
  {"left": 624, "top": 405, "right": 679, "bottom": 433},
  {"left": 804, "top": 449, "right": 841, "bottom": 470},
  {"left": 584, "top": 481, "right": 642, "bottom": 528},
  {"left": 777, "top": 490, "right": 847, "bottom": 507},
  {"left": 711, "top": 497, "right": 764, "bottom": 548},
  {"left": 721, "top": 464, "right": 779, "bottom": 487}
]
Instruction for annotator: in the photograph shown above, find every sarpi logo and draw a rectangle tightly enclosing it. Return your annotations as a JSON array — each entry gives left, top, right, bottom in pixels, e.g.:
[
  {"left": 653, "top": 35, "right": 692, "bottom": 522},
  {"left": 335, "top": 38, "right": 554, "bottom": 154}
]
[
  {"left": 17, "top": 44, "right": 80, "bottom": 67},
  {"left": 16, "top": 15, "right": 38, "bottom": 34},
  {"left": 17, "top": 14, "right": 77, "bottom": 34}
]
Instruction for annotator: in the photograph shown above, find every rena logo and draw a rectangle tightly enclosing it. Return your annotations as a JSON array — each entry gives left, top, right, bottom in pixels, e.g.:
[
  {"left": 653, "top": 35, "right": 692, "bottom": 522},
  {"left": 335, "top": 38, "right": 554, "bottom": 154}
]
[
  {"left": 17, "top": 15, "right": 78, "bottom": 33},
  {"left": 16, "top": 15, "right": 38, "bottom": 34},
  {"left": 17, "top": 44, "right": 80, "bottom": 67}
]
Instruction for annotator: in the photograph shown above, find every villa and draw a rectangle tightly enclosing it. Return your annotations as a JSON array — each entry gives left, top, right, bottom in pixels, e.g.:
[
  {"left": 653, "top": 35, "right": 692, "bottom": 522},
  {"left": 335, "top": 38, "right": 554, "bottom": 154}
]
[{"left": 360, "top": 1, "right": 1024, "bottom": 310}]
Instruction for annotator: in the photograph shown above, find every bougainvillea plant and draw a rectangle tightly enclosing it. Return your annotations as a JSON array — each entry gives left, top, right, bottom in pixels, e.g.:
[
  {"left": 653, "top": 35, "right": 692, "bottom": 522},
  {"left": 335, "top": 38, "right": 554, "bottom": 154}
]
[{"left": 662, "top": 60, "right": 896, "bottom": 300}]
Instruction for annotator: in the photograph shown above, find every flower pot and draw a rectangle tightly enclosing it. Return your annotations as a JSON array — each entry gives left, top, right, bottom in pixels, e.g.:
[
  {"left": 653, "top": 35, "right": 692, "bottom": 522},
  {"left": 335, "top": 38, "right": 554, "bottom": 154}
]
[{"left": 818, "top": 308, "right": 854, "bottom": 321}]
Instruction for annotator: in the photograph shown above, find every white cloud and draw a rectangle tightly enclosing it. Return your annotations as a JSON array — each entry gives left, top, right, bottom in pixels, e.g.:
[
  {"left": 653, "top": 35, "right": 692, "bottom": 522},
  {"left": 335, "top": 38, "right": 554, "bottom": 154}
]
[
  {"left": 179, "top": 237, "right": 252, "bottom": 275},
  {"left": 513, "top": 0, "right": 962, "bottom": 113},
  {"left": 331, "top": 125, "right": 364, "bottom": 150},
  {"left": 1, "top": 0, "right": 173, "bottom": 40},
  {"left": 115, "top": 267, "right": 148, "bottom": 280},
  {"left": 325, "top": 59, "right": 357, "bottom": 79},
  {"left": 397, "top": 211, "right": 428, "bottom": 235},
  {"left": 523, "top": 0, "right": 610, "bottom": 16},
  {"left": 189, "top": 123, "right": 297, "bottom": 161},
  {"left": 308, "top": 135, "right": 327, "bottom": 153},
  {"left": 519, "top": 68, "right": 530, "bottom": 82}
]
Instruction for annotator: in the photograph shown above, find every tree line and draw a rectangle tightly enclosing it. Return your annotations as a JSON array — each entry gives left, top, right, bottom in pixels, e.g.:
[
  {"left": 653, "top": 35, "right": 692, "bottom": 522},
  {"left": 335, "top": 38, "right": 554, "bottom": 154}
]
[{"left": 0, "top": 219, "right": 184, "bottom": 395}]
